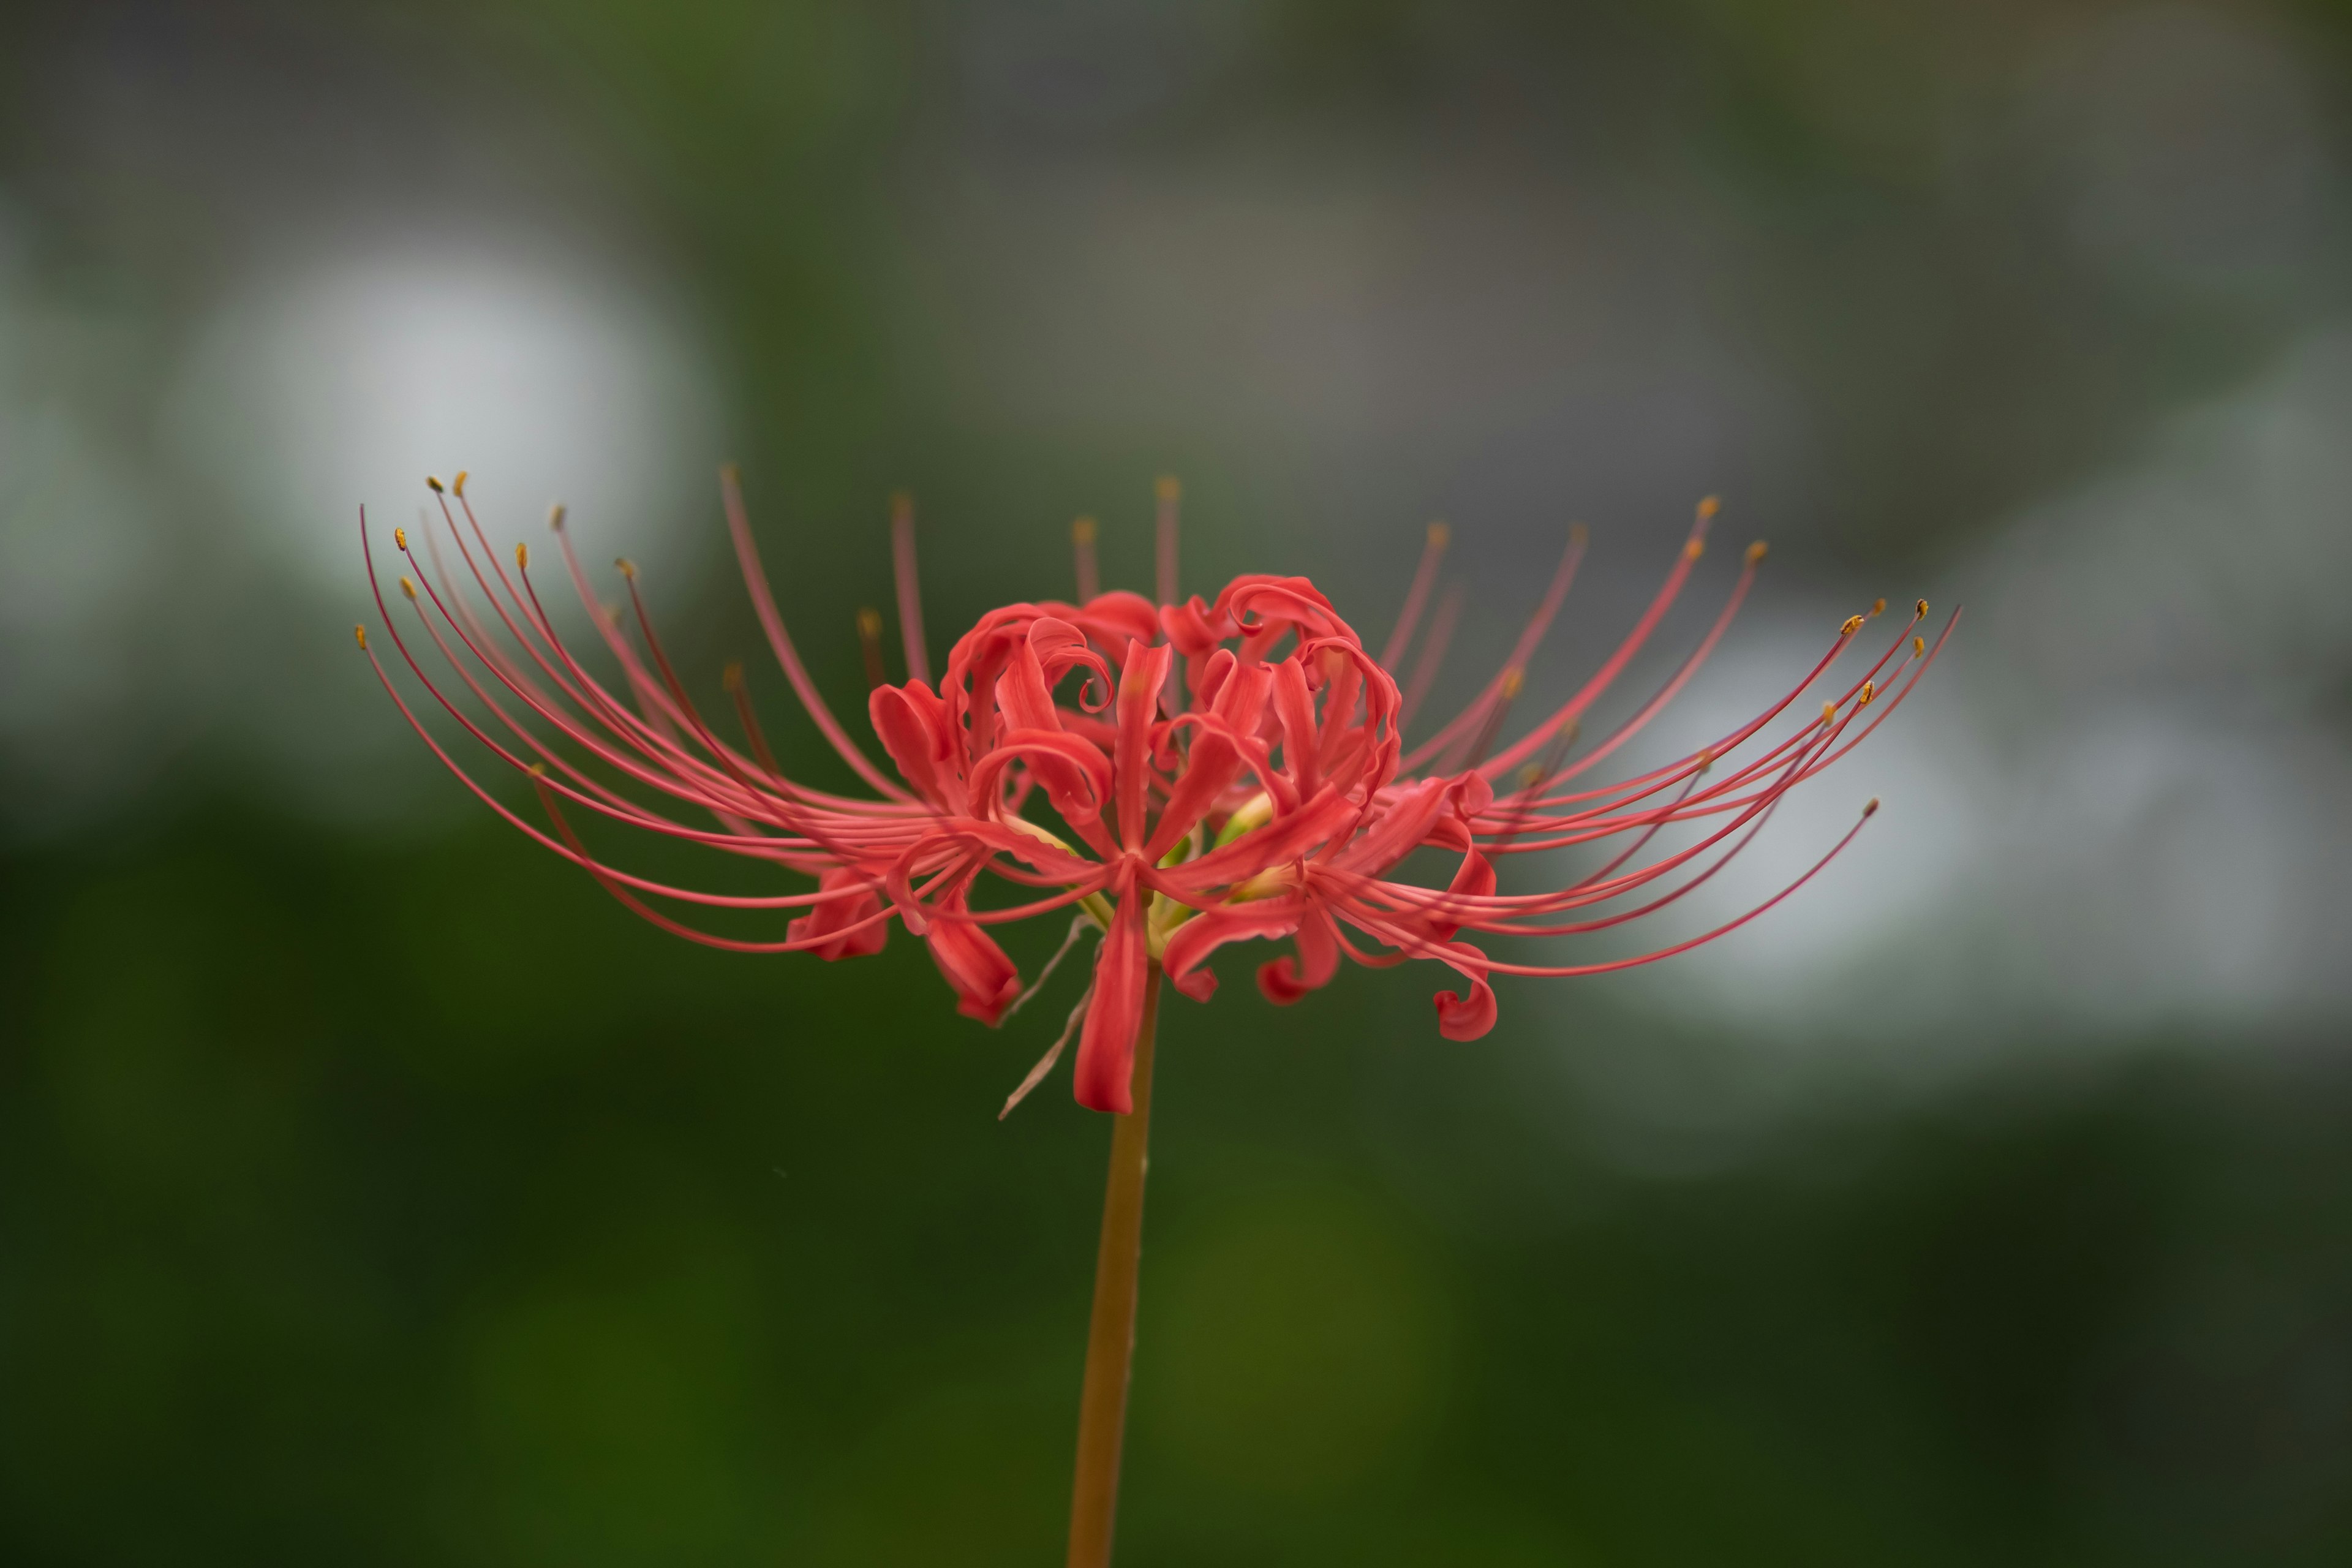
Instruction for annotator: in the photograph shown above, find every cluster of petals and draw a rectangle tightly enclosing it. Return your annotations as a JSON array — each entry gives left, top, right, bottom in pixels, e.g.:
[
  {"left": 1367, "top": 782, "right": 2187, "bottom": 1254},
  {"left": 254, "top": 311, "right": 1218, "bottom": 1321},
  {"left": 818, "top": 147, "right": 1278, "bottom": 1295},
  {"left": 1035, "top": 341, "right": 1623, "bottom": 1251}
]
[{"left": 360, "top": 469, "right": 1954, "bottom": 1114}]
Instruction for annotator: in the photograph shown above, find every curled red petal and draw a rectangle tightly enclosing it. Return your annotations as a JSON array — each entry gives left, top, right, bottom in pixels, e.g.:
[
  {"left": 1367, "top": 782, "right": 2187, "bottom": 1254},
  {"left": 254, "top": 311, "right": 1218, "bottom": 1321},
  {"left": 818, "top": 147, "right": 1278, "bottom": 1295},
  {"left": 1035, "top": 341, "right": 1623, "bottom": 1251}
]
[
  {"left": 786, "top": 867, "right": 890, "bottom": 960},
  {"left": 1257, "top": 904, "right": 1341, "bottom": 1005},
  {"left": 1161, "top": 903, "right": 1303, "bottom": 1003},
  {"left": 927, "top": 900, "right": 1023, "bottom": 1025},
  {"left": 1074, "top": 590, "right": 1163, "bottom": 651},
  {"left": 1433, "top": 973, "right": 1497, "bottom": 1040},
  {"left": 1257, "top": 958, "right": 1310, "bottom": 1005},
  {"left": 1431, "top": 845, "right": 1496, "bottom": 943},
  {"left": 869, "top": 680, "right": 959, "bottom": 810},
  {"left": 1160, "top": 594, "right": 1235, "bottom": 657}
]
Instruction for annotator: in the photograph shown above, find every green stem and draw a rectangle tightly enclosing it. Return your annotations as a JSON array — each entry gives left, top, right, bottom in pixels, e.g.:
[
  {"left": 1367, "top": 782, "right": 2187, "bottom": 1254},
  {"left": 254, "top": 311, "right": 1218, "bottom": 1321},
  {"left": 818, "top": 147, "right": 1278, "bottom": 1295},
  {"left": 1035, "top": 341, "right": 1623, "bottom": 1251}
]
[{"left": 1065, "top": 962, "right": 1163, "bottom": 1568}]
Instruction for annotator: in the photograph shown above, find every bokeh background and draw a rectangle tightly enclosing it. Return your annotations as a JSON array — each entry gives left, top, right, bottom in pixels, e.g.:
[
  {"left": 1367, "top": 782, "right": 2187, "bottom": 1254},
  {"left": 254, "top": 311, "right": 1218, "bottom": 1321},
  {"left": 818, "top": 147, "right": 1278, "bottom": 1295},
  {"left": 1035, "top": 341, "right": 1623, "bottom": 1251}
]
[{"left": 6, "top": 1, "right": 2352, "bottom": 1562}]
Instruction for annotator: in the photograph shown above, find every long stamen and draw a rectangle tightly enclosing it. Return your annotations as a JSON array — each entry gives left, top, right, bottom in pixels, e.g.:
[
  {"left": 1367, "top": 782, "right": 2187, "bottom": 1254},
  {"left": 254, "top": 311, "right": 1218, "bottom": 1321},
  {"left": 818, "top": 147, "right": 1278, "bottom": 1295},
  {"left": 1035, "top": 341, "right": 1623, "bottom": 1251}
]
[
  {"left": 717, "top": 464, "right": 911, "bottom": 800},
  {"left": 1456, "top": 667, "right": 1523, "bottom": 771},
  {"left": 1380, "top": 521, "right": 1451, "bottom": 671},
  {"left": 608, "top": 565, "right": 903, "bottom": 874},
  {"left": 1154, "top": 475, "right": 1180, "bottom": 607},
  {"left": 402, "top": 519, "right": 744, "bottom": 823},
  {"left": 723, "top": 662, "right": 787, "bottom": 783},
  {"left": 1348, "top": 705, "right": 1853, "bottom": 938},
  {"left": 1512, "top": 535, "right": 1766, "bottom": 788},
  {"left": 529, "top": 773, "right": 908, "bottom": 950},
  {"left": 1491, "top": 726, "right": 1835, "bottom": 930},
  {"left": 363, "top": 524, "right": 875, "bottom": 899},
  {"left": 1509, "top": 609, "right": 1862, "bottom": 820},
  {"left": 1491, "top": 717, "right": 1580, "bottom": 851},
  {"left": 891, "top": 491, "right": 931, "bottom": 687},
  {"left": 1401, "top": 522, "right": 1587, "bottom": 772},
  {"left": 1403, "top": 801, "right": 1879, "bottom": 979},
  {"left": 1552, "top": 756, "right": 1708, "bottom": 889},
  {"left": 858, "top": 607, "right": 889, "bottom": 689},
  {"left": 1155, "top": 475, "right": 1186, "bottom": 715},
  {"left": 1485, "top": 684, "right": 1862, "bottom": 894},
  {"left": 1072, "top": 516, "right": 1101, "bottom": 602},
  {"left": 1397, "top": 584, "right": 1463, "bottom": 733},
  {"left": 1466, "top": 497, "right": 1716, "bottom": 780}
]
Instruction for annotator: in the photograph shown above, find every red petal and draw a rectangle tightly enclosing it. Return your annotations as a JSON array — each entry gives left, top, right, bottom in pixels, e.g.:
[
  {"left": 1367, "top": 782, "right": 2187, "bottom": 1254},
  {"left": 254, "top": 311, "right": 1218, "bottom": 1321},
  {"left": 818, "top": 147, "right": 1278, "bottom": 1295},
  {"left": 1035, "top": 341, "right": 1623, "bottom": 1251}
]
[
  {"left": 1256, "top": 958, "right": 1307, "bottom": 1004},
  {"left": 1433, "top": 973, "right": 1498, "bottom": 1039},
  {"left": 869, "top": 681, "right": 958, "bottom": 810},
  {"left": 1073, "top": 591, "right": 1162, "bottom": 651},
  {"left": 1431, "top": 845, "right": 1495, "bottom": 942},
  {"left": 1112, "top": 640, "right": 1172, "bottom": 852},
  {"left": 927, "top": 907, "right": 1022, "bottom": 1025},
  {"left": 785, "top": 868, "right": 889, "bottom": 960},
  {"left": 1072, "top": 873, "right": 1149, "bottom": 1112},
  {"left": 1254, "top": 905, "right": 1340, "bottom": 1003},
  {"left": 1270, "top": 655, "right": 1320, "bottom": 797},
  {"left": 1159, "top": 594, "right": 1234, "bottom": 657},
  {"left": 1162, "top": 902, "right": 1303, "bottom": 1002}
]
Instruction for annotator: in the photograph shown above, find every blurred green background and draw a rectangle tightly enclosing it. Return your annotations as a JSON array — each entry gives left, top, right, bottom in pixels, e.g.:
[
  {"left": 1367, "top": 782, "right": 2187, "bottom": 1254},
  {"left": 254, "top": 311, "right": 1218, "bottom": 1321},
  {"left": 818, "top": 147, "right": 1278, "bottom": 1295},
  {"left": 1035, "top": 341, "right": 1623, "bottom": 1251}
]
[{"left": 6, "top": 1, "right": 2352, "bottom": 1563}]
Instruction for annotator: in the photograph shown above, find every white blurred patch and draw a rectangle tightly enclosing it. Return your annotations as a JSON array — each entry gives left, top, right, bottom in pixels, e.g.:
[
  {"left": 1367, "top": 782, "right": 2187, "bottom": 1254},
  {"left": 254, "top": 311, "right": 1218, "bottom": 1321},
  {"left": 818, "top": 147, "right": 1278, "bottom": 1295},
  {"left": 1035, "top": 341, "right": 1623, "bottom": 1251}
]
[
  {"left": 1605, "top": 326, "right": 2352, "bottom": 1041},
  {"left": 165, "top": 239, "right": 722, "bottom": 598},
  {"left": 0, "top": 228, "right": 726, "bottom": 833}
]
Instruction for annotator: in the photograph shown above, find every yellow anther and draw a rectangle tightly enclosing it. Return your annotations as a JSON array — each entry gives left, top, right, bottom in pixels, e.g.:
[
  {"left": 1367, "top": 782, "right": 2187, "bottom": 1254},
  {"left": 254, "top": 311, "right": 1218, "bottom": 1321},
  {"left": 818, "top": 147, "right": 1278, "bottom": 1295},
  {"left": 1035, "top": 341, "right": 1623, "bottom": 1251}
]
[
  {"left": 1216, "top": 791, "right": 1276, "bottom": 848},
  {"left": 1840, "top": 614, "right": 1864, "bottom": 636},
  {"left": 1232, "top": 865, "right": 1293, "bottom": 902},
  {"left": 1914, "top": 635, "right": 1925, "bottom": 656},
  {"left": 722, "top": 661, "right": 745, "bottom": 692},
  {"left": 425, "top": 475, "right": 443, "bottom": 493},
  {"left": 1518, "top": 763, "right": 1542, "bottom": 789},
  {"left": 1860, "top": 680, "right": 1876, "bottom": 705},
  {"left": 514, "top": 542, "right": 528, "bottom": 569},
  {"left": 354, "top": 624, "right": 368, "bottom": 649},
  {"left": 1745, "top": 540, "right": 1768, "bottom": 564},
  {"left": 393, "top": 526, "right": 409, "bottom": 550},
  {"left": 399, "top": 575, "right": 417, "bottom": 600},
  {"left": 1683, "top": 537, "right": 1705, "bottom": 560},
  {"left": 856, "top": 606, "right": 884, "bottom": 639},
  {"left": 527, "top": 761, "right": 548, "bottom": 778},
  {"left": 1916, "top": 598, "right": 1929, "bottom": 617},
  {"left": 1155, "top": 475, "right": 1182, "bottom": 502},
  {"left": 1697, "top": 748, "right": 1714, "bottom": 774},
  {"left": 615, "top": 557, "right": 637, "bottom": 579},
  {"left": 1871, "top": 597, "right": 1886, "bottom": 617},
  {"left": 453, "top": 470, "right": 469, "bottom": 497},
  {"left": 1071, "top": 516, "right": 1097, "bottom": 545},
  {"left": 1822, "top": 700, "right": 1838, "bottom": 725},
  {"left": 548, "top": 504, "right": 567, "bottom": 531},
  {"left": 1864, "top": 797, "right": 1880, "bottom": 816},
  {"left": 1697, "top": 495, "right": 1721, "bottom": 521},
  {"left": 1428, "top": 520, "right": 1451, "bottom": 547},
  {"left": 1499, "top": 667, "right": 1525, "bottom": 700}
]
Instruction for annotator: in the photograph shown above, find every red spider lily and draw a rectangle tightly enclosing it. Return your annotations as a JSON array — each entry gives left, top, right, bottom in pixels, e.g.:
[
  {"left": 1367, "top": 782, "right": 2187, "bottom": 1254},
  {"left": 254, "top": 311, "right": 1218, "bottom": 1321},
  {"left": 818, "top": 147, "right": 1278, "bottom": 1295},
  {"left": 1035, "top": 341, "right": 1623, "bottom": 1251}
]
[{"left": 357, "top": 469, "right": 1954, "bottom": 1115}]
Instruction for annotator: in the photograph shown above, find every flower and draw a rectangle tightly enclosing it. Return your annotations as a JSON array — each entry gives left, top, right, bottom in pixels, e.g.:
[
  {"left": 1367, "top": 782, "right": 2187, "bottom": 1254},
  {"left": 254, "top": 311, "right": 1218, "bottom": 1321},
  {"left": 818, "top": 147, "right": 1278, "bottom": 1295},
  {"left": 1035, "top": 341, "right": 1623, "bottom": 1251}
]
[{"left": 359, "top": 469, "right": 1953, "bottom": 1114}]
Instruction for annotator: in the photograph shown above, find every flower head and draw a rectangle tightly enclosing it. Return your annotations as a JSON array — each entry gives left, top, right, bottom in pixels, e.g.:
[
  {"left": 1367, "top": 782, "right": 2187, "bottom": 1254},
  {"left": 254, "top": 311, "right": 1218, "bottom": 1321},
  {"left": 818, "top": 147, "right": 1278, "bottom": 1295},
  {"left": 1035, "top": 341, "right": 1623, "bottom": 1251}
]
[{"left": 360, "top": 470, "right": 1953, "bottom": 1113}]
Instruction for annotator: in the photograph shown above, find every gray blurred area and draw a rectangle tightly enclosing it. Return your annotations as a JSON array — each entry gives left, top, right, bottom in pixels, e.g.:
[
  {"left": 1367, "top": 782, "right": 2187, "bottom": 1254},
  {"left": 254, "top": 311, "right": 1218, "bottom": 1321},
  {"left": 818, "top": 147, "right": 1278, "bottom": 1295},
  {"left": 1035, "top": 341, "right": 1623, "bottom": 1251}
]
[{"left": 4, "top": 2, "right": 2350, "bottom": 1564}]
